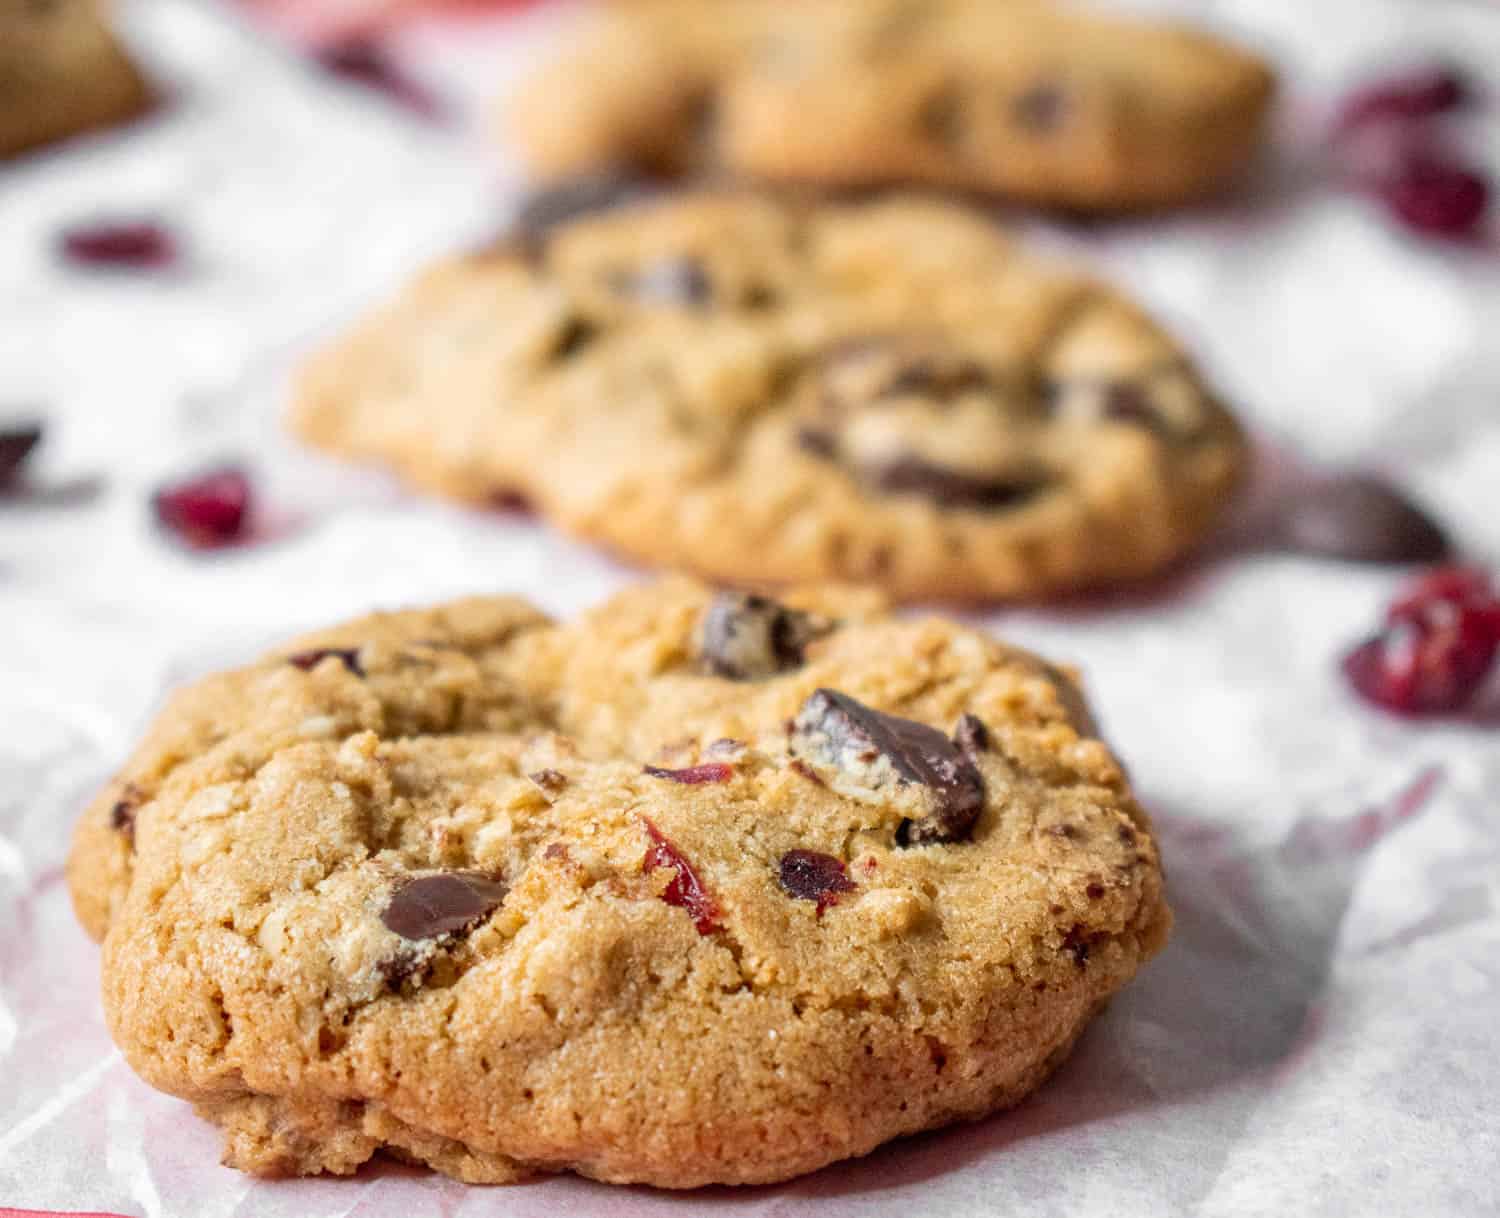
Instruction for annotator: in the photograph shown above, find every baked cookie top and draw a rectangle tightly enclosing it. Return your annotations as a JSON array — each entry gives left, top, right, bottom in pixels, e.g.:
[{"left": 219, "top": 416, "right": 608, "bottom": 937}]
[
  {"left": 0, "top": 0, "right": 151, "bottom": 158},
  {"left": 69, "top": 579, "right": 1169, "bottom": 1188},
  {"left": 295, "top": 191, "right": 1247, "bottom": 602},
  {"left": 508, "top": 0, "right": 1275, "bottom": 210}
]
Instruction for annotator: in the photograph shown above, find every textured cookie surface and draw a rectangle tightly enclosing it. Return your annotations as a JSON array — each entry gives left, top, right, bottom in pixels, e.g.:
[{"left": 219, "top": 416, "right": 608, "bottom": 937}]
[
  {"left": 295, "top": 191, "right": 1246, "bottom": 602},
  {"left": 69, "top": 579, "right": 1170, "bottom": 1188},
  {"left": 509, "top": 0, "right": 1275, "bottom": 210},
  {"left": 0, "top": 0, "right": 150, "bottom": 158}
]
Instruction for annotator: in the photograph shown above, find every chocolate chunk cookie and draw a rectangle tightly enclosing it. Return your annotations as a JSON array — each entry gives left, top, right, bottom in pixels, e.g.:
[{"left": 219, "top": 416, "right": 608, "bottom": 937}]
[
  {"left": 68, "top": 579, "right": 1169, "bottom": 1188},
  {"left": 507, "top": 0, "right": 1275, "bottom": 211},
  {"left": 0, "top": 0, "right": 151, "bottom": 159},
  {"left": 294, "top": 192, "right": 1247, "bottom": 602}
]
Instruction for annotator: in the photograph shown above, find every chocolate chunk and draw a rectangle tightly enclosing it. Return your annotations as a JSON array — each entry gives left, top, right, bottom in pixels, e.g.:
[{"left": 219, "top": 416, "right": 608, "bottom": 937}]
[
  {"left": 514, "top": 173, "right": 648, "bottom": 239},
  {"left": 953, "top": 714, "right": 990, "bottom": 759},
  {"left": 381, "top": 871, "right": 509, "bottom": 941},
  {"left": 778, "top": 849, "right": 856, "bottom": 913},
  {"left": 612, "top": 256, "right": 712, "bottom": 306},
  {"left": 701, "top": 592, "right": 825, "bottom": 680},
  {"left": 0, "top": 423, "right": 42, "bottom": 487},
  {"left": 872, "top": 456, "right": 1046, "bottom": 510},
  {"left": 550, "top": 316, "right": 598, "bottom": 361},
  {"left": 528, "top": 769, "right": 568, "bottom": 795},
  {"left": 288, "top": 647, "right": 364, "bottom": 677},
  {"left": 1274, "top": 474, "right": 1451, "bottom": 564},
  {"left": 881, "top": 358, "right": 990, "bottom": 401},
  {"left": 918, "top": 83, "right": 964, "bottom": 146},
  {"left": 796, "top": 427, "right": 838, "bottom": 460},
  {"left": 110, "top": 783, "right": 143, "bottom": 843},
  {"left": 791, "top": 689, "right": 985, "bottom": 845},
  {"left": 1013, "top": 82, "right": 1068, "bottom": 132}
]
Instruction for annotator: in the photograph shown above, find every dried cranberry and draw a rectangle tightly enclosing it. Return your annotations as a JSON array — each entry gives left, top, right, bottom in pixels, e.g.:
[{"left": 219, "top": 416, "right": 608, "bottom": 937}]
[
  {"left": 152, "top": 465, "right": 252, "bottom": 550},
  {"left": 1378, "top": 156, "right": 1490, "bottom": 240},
  {"left": 1334, "top": 65, "right": 1472, "bottom": 134},
  {"left": 59, "top": 221, "right": 177, "bottom": 270},
  {"left": 0, "top": 424, "right": 43, "bottom": 486},
  {"left": 643, "top": 762, "right": 734, "bottom": 785},
  {"left": 316, "top": 41, "right": 443, "bottom": 119},
  {"left": 288, "top": 647, "right": 364, "bottom": 677},
  {"left": 641, "top": 819, "right": 721, "bottom": 935},
  {"left": 1343, "top": 566, "right": 1500, "bottom": 715},
  {"left": 778, "top": 850, "right": 855, "bottom": 914}
]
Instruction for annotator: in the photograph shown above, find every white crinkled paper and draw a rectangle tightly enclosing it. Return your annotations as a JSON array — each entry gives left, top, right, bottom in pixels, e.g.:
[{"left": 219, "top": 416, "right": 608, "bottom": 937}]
[{"left": 1, "top": 1, "right": 1498, "bottom": 1214}]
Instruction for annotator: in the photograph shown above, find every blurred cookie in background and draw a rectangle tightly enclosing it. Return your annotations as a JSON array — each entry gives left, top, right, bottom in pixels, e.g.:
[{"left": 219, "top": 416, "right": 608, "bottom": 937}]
[
  {"left": 507, "top": 0, "right": 1276, "bottom": 212},
  {"left": 0, "top": 0, "right": 152, "bottom": 158}
]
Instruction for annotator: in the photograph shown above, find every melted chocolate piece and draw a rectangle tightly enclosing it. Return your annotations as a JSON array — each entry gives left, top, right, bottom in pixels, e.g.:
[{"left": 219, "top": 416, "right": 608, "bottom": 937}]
[
  {"left": 550, "top": 316, "right": 599, "bottom": 361},
  {"left": 872, "top": 456, "right": 1046, "bottom": 510},
  {"left": 288, "top": 647, "right": 365, "bottom": 677},
  {"left": 1275, "top": 474, "right": 1451, "bottom": 564},
  {"left": 778, "top": 849, "right": 856, "bottom": 913},
  {"left": 791, "top": 689, "right": 985, "bottom": 845},
  {"left": 381, "top": 871, "right": 509, "bottom": 941},
  {"left": 701, "top": 592, "right": 824, "bottom": 680}
]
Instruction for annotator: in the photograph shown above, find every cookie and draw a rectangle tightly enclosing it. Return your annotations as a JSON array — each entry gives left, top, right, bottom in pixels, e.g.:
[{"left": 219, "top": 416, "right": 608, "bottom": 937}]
[
  {"left": 68, "top": 579, "right": 1169, "bottom": 1188},
  {"left": 294, "top": 191, "right": 1247, "bottom": 602},
  {"left": 507, "top": 0, "right": 1275, "bottom": 211},
  {"left": 0, "top": 0, "right": 151, "bottom": 159}
]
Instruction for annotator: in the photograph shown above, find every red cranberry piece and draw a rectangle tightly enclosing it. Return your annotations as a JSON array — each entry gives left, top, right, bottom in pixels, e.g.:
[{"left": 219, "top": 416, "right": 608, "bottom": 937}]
[
  {"left": 1335, "top": 65, "right": 1472, "bottom": 133},
  {"left": 643, "top": 762, "right": 734, "bottom": 785},
  {"left": 1378, "top": 157, "right": 1490, "bottom": 240},
  {"left": 1343, "top": 566, "right": 1500, "bottom": 715},
  {"left": 316, "top": 41, "right": 443, "bottom": 120},
  {"left": 641, "top": 819, "right": 721, "bottom": 935},
  {"left": 288, "top": 647, "right": 365, "bottom": 677},
  {"left": 152, "top": 465, "right": 253, "bottom": 550},
  {"left": 0, "top": 423, "right": 43, "bottom": 486},
  {"left": 778, "top": 850, "right": 855, "bottom": 914},
  {"left": 60, "top": 222, "right": 177, "bottom": 270}
]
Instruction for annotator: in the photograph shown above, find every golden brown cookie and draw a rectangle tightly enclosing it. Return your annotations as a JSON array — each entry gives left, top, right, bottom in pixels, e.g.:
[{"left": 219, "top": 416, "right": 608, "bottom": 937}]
[
  {"left": 69, "top": 579, "right": 1169, "bottom": 1188},
  {"left": 0, "top": 0, "right": 151, "bottom": 159},
  {"left": 508, "top": 0, "right": 1275, "bottom": 211},
  {"left": 294, "top": 190, "right": 1247, "bottom": 602}
]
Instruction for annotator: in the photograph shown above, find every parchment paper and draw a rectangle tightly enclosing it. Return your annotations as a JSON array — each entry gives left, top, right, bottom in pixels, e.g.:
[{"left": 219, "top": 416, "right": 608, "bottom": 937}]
[{"left": 2, "top": 1, "right": 1497, "bottom": 1214}]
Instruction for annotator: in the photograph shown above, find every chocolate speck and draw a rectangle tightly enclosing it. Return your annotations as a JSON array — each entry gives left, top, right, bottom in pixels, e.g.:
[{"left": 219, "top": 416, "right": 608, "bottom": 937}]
[
  {"left": 1085, "top": 881, "right": 1106, "bottom": 900},
  {"left": 110, "top": 784, "right": 143, "bottom": 843}
]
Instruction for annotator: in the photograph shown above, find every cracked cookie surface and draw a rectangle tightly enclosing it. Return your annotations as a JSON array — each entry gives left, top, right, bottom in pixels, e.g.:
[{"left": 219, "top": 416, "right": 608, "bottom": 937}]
[
  {"left": 294, "top": 192, "right": 1247, "bottom": 602},
  {"left": 0, "top": 0, "right": 150, "bottom": 158},
  {"left": 69, "top": 579, "right": 1170, "bottom": 1188},
  {"left": 508, "top": 0, "right": 1275, "bottom": 210}
]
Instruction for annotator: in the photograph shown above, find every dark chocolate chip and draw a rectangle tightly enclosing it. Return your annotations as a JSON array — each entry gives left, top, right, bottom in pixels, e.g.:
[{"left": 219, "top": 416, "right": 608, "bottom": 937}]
[
  {"left": 381, "top": 871, "right": 509, "bottom": 941},
  {"left": 791, "top": 688, "right": 984, "bottom": 845},
  {"left": 110, "top": 783, "right": 143, "bottom": 843},
  {"left": 1274, "top": 474, "right": 1451, "bottom": 564},
  {"left": 953, "top": 714, "right": 990, "bottom": 759},
  {"left": 918, "top": 83, "right": 964, "bottom": 146},
  {"left": 514, "top": 173, "right": 648, "bottom": 239},
  {"left": 881, "top": 358, "right": 990, "bottom": 402},
  {"left": 797, "top": 427, "right": 838, "bottom": 460},
  {"left": 0, "top": 424, "right": 42, "bottom": 487},
  {"left": 701, "top": 592, "right": 825, "bottom": 680},
  {"left": 611, "top": 257, "right": 712, "bottom": 306},
  {"left": 1013, "top": 82, "right": 1068, "bottom": 132},
  {"left": 778, "top": 849, "right": 856, "bottom": 913},
  {"left": 550, "top": 316, "right": 598, "bottom": 361},
  {"left": 872, "top": 456, "right": 1046, "bottom": 510},
  {"left": 529, "top": 769, "right": 568, "bottom": 795},
  {"left": 288, "top": 647, "right": 365, "bottom": 677}
]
